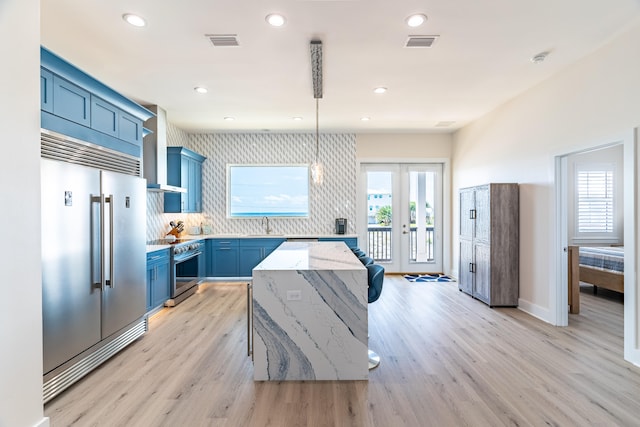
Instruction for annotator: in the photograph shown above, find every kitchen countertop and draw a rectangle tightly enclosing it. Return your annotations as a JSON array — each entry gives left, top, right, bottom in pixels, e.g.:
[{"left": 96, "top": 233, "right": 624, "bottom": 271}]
[
  {"left": 254, "top": 241, "right": 364, "bottom": 271},
  {"left": 146, "top": 233, "right": 357, "bottom": 253},
  {"left": 252, "top": 241, "right": 368, "bottom": 381},
  {"left": 183, "top": 233, "right": 358, "bottom": 239},
  {"left": 146, "top": 244, "right": 172, "bottom": 253}
]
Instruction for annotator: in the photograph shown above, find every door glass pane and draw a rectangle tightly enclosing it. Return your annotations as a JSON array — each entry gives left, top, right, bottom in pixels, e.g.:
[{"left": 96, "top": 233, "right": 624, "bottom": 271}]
[
  {"left": 409, "top": 171, "right": 436, "bottom": 262},
  {"left": 367, "top": 171, "right": 392, "bottom": 262}
]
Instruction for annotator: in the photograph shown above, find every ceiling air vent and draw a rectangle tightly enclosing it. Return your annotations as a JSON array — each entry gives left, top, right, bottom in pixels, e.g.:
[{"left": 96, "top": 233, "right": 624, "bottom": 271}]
[
  {"left": 405, "top": 35, "right": 439, "bottom": 48},
  {"left": 435, "top": 121, "right": 456, "bottom": 128},
  {"left": 205, "top": 34, "right": 240, "bottom": 47}
]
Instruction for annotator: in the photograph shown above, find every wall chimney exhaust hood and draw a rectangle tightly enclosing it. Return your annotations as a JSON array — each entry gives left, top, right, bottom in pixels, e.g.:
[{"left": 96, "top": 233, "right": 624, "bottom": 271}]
[{"left": 143, "top": 105, "right": 186, "bottom": 193}]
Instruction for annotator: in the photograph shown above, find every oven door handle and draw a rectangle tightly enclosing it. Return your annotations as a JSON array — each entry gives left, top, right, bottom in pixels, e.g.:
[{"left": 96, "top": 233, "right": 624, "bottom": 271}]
[{"left": 174, "top": 250, "right": 202, "bottom": 263}]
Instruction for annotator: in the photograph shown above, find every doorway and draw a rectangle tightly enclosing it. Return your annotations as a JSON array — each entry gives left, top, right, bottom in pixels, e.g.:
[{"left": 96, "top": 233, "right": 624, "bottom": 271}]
[
  {"left": 554, "top": 129, "right": 640, "bottom": 366},
  {"left": 359, "top": 163, "right": 443, "bottom": 273}
]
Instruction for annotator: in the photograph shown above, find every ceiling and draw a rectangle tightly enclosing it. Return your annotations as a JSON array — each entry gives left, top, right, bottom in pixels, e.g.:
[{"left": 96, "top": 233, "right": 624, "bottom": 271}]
[{"left": 41, "top": 0, "right": 640, "bottom": 133}]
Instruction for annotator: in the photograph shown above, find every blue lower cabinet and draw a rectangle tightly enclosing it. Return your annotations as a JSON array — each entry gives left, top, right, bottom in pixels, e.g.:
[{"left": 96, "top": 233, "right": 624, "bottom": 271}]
[
  {"left": 207, "top": 239, "right": 239, "bottom": 277},
  {"left": 318, "top": 237, "right": 358, "bottom": 249},
  {"left": 146, "top": 249, "right": 170, "bottom": 312},
  {"left": 239, "top": 238, "right": 285, "bottom": 277},
  {"left": 239, "top": 246, "right": 263, "bottom": 277}
]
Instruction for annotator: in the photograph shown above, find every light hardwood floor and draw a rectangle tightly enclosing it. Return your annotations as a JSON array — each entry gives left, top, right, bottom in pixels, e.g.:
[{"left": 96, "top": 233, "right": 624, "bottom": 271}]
[{"left": 45, "top": 276, "right": 640, "bottom": 426}]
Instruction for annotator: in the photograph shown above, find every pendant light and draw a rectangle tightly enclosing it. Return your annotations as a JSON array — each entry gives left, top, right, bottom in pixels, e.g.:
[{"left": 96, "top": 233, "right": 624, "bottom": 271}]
[{"left": 310, "top": 40, "right": 324, "bottom": 185}]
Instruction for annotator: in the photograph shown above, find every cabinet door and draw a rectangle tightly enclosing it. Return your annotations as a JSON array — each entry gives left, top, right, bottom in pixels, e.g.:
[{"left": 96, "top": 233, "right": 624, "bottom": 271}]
[
  {"left": 474, "top": 186, "right": 491, "bottom": 242},
  {"left": 118, "top": 111, "right": 142, "bottom": 145},
  {"left": 41, "top": 68, "right": 54, "bottom": 113},
  {"left": 458, "top": 239, "right": 474, "bottom": 295},
  {"left": 459, "top": 189, "right": 475, "bottom": 240},
  {"left": 52, "top": 75, "right": 91, "bottom": 126},
  {"left": 214, "top": 247, "right": 239, "bottom": 277},
  {"left": 194, "top": 160, "right": 203, "bottom": 212},
  {"left": 91, "top": 95, "right": 119, "bottom": 137},
  {"left": 473, "top": 243, "right": 491, "bottom": 304},
  {"left": 151, "top": 261, "right": 170, "bottom": 308},
  {"left": 146, "top": 264, "right": 155, "bottom": 312},
  {"left": 239, "top": 246, "right": 262, "bottom": 277},
  {"left": 181, "top": 156, "right": 190, "bottom": 212}
]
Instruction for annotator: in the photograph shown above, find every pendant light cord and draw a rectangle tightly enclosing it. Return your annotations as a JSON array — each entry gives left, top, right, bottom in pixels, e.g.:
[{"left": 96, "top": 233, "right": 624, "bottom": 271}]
[{"left": 315, "top": 98, "right": 319, "bottom": 162}]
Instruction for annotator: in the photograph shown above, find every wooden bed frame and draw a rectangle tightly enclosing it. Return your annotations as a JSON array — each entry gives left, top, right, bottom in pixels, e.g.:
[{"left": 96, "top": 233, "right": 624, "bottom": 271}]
[{"left": 567, "top": 246, "right": 624, "bottom": 314}]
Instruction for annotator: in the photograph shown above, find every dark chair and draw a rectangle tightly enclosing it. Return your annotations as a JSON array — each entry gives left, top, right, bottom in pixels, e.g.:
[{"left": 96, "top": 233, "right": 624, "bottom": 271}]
[
  {"left": 352, "top": 248, "right": 366, "bottom": 257},
  {"left": 359, "top": 255, "right": 374, "bottom": 266},
  {"left": 367, "top": 263, "right": 384, "bottom": 369}
]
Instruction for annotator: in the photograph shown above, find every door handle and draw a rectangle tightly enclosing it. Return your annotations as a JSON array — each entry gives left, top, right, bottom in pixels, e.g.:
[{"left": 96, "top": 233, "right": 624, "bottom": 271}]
[
  {"left": 469, "top": 209, "right": 476, "bottom": 219},
  {"left": 99, "top": 194, "right": 106, "bottom": 292},
  {"left": 105, "top": 195, "right": 115, "bottom": 289},
  {"left": 247, "top": 282, "right": 253, "bottom": 358}
]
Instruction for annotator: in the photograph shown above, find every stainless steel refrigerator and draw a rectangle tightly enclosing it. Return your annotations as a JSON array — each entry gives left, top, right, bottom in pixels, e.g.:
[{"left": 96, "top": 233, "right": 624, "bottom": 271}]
[{"left": 41, "top": 156, "right": 146, "bottom": 402}]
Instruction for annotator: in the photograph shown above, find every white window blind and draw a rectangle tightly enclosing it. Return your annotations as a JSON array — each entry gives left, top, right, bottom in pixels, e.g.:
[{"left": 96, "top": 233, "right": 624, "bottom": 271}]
[{"left": 577, "top": 169, "right": 614, "bottom": 233}]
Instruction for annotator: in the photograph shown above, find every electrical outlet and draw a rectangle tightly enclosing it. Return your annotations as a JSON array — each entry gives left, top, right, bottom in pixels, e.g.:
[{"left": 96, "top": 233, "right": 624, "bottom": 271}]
[{"left": 286, "top": 290, "right": 302, "bottom": 301}]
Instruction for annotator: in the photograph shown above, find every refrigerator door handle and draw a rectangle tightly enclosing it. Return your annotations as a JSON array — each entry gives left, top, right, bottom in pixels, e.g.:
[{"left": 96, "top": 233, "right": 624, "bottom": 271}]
[
  {"left": 91, "top": 195, "right": 103, "bottom": 290},
  {"left": 106, "top": 194, "right": 115, "bottom": 289},
  {"left": 99, "top": 194, "right": 106, "bottom": 292}
]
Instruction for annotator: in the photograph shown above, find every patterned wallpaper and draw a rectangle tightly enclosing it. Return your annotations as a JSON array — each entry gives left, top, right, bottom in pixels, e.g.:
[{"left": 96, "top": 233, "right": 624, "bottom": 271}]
[{"left": 146, "top": 127, "right": 356, "bottom": 240}]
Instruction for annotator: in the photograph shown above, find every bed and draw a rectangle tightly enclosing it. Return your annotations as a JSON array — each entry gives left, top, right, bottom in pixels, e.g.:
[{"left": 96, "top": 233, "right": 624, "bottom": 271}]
[{"left": 567, "top": 245, "right": 624, "bottom": 314}]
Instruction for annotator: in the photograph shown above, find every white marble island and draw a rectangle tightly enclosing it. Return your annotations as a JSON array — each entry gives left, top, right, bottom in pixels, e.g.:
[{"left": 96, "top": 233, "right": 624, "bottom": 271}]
[{"left": 252, "top": 241, "right": 368, "bottom": 381}]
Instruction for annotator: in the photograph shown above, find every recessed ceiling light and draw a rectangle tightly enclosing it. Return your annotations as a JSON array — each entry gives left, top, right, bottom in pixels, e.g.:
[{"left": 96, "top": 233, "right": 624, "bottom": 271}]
[
  {"left": 406, "top": 14, "right": 427, "bottom": 28},
  {"left": 292, "top": 117, "right": 303, "bottom": 121},
  {"left": 373, "top": 87, "right": 387, "bottom": 94},
  {"left": 361, "top": 117, "right": 371, "bottom": 121},
  {"left": 194, "top": 86, "right": 208, "bottom": 94},
  {"left": 122, "top": 13, "right": 146, "bottom": 27},
  {"left": 266, "top": 14, "right": 286, "bottom": 27},
  {"left": 224, "top": 116, "right": 235, "bottom": 121}
]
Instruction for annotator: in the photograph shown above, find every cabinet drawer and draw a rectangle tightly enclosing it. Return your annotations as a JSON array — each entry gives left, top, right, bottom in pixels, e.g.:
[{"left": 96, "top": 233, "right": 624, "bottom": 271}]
[
  {"left": 147, "top": 248, "right": 170, "bottom": 264},
  {"left": 210, "top": 239, "right": 239, "bottom": 248}
]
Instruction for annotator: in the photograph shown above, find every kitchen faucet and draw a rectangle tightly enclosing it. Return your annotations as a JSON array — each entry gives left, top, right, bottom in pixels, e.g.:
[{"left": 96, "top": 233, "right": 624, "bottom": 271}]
[{"left": 262, "top": 216, "right": 272, "bottom": 234}]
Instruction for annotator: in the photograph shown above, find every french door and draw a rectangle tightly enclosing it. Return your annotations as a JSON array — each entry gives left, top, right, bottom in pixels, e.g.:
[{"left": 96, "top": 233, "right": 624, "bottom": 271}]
[{"left": 359, "top": 163, "right": 443, "bottom": 273}]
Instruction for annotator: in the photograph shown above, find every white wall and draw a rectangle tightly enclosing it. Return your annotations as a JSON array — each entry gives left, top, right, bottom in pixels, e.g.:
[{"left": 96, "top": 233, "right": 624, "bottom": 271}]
[
  {"left": 356, "top": 133, "right": 453, "bottom": 159},
  {"left": 0, "top": 1, "right": 48, "bottom": 426},
  {"left": 452, "top": 19, "right": 640, "bottom": 324}
]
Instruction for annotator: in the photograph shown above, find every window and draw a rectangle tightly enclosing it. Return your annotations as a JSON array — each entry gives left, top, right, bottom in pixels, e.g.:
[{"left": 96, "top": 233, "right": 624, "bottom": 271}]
[
  {"left": 227, "top": 164, "right": 309, "bottom": 218},
  {"left": 576, "top": 166, "right": 614, "bottom": 233}
]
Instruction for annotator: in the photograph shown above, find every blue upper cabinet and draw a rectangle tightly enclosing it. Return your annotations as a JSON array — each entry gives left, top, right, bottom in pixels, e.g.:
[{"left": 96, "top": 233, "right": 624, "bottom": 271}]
[
  {"left": 164, "top": 147, "right": 206, "bottom": 213},
  {"left": 40, "top": 68, "right": 54, "bottom": 113},
  {"left": 40, "top": 47, "right": 154, "bottom": 158},
  {"left": 91, "top": 95, "right": 118, "bottom": 137}
]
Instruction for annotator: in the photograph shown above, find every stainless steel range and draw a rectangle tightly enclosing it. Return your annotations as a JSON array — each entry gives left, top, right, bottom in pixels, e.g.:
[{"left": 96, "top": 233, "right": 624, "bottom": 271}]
[{"left": 149, "top": 238, "right": 204, "bottom": 306}]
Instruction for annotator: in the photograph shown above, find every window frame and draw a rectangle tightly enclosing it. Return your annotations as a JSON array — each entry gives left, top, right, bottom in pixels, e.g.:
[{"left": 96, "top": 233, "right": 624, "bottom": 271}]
[{"left": 573, "top": 162, "right": 619, "bottom": 243}]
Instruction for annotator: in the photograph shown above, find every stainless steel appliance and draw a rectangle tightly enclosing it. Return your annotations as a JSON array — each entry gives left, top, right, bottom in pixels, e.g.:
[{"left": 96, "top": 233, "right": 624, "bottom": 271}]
[
  {"left": 148, "top": 238, "right": 204, "bottom": 306},
  {"left": 41, "top": 130, "right": 147, "bottom": 403},
  {"left": 335, "top": 218, "right": 347, "bottom": 234}
]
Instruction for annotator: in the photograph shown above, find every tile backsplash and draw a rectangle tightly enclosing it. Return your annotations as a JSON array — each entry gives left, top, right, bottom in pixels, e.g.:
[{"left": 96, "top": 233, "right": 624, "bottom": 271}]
[{"left": 146, "top": 125, "right": 356, "bottom": 240}]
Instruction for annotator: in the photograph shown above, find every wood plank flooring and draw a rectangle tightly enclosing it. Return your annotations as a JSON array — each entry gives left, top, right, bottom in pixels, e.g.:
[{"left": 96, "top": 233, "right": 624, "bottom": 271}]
[{"left": 45, "top": 276, "right": 640, "bottom": 426}]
